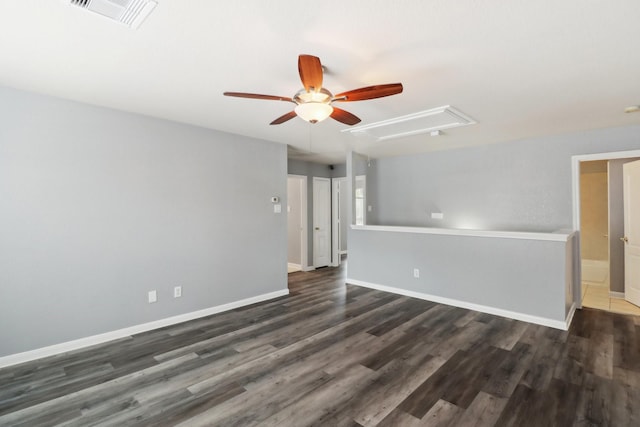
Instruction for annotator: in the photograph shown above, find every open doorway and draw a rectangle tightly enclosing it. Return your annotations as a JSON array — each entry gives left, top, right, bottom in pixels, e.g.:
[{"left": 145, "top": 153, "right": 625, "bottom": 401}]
[
  {"left": 579, "top": 161, "right": 610, "bottom": 307},
  {"left": 332, "top": 177, "right": 348, "bottom": 267},
  {"left": 573, "top": 150, "right": 640, "bottom": 315},
  {"left": 287, "top": 175, "right": 307, "bottom": 273}
]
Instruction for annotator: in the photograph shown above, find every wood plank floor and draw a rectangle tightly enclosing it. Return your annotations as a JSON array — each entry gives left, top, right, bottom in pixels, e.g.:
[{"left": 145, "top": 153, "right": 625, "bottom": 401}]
[{"left": 2, "top": 261, "right": 640, "bottom": 426}]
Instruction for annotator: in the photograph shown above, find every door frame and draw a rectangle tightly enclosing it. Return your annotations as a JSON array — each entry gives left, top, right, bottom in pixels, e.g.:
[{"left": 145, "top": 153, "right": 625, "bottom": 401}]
[
  {"left": 313, "top": 177, "right": 331, "bottom": 268},
  {"left": 572, "top": 149, "right": 640, "bottom": 308},
  {"left": 332, "top": 177, "right": 348, "bottom": 267},
  {"left": 623, "top": 160, "right": 640, "bottom": 307},
  {"left": 287, "top": 174, "right": 308, "bottom": 271}
]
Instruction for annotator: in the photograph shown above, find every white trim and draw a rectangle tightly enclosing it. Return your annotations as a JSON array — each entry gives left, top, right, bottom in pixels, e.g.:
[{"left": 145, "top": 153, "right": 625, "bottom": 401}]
[
  {"left": 302, "top": 266, "right": 315, "bottom": 272},
  {"left": 565, "top": 303, "right": 577, "bottom": 330},
  {"left": 339, "top": 250, "right": 348, "bottom": 255},
  {"left": 0, "top": 289, "right": 289, "bottom": 369},
  {"left": 288, "top": 263, "right": 301, "bottom": 270},
  {"left": 350, "top": 224, "right": 575, "bottom": 242},
  {"left": 347, "top": 278, "right": 571, "bottom": 330},
  {"left": 332, "top": 178, "right": 339, "bottom": 267},
  {"left": 341, "top": 105, "right": 476, "bottom": 141},
  {"left": 572, "top": 149, "right": 640, "bottom": 230},
  {"left": 571, "top": 149, "right": 640, "bottom": 163},
  {"left": 610, "top": 291, "right": 626, "bottom": 299}
]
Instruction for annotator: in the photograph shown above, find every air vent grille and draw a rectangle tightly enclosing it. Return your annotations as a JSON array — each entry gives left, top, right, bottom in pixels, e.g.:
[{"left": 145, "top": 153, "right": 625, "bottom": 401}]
[
  {"left": 342, "top": 106, "right": 476, "bottom": 141},
  {"left": 68, "top": 0, "right": 158, "bottom": 29}
]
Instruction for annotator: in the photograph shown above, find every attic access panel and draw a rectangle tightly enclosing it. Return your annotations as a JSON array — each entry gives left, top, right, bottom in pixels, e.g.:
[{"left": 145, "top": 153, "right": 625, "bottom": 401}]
[
  {"left": 342, "top": 106, "right": 476, "bottom": 141},
  {"left": 69, "top": 0, "right": 157, "bottom": 29}
]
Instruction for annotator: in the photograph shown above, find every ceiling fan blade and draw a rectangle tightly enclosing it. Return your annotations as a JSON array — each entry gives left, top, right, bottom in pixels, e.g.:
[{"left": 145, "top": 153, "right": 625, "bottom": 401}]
[
  {"left": 298, "top": 55, "right": 323, "bottom": 92},
  {"left": 333, "top": 83, "right": 403, "bottom": 102},
  {"left": 330, "top": 107, "right": 361, "bottom": 125},
  {"left": 224, "top": 92, "right": 294, "bottom": 103},
  {"left": 270, "top": 111, "right": 298, "bottom": 125}
]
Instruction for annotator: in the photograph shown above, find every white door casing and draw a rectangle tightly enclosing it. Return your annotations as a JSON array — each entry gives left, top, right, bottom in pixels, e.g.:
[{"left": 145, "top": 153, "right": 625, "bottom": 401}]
[
  {"left": 313, "top": 177, "right": 331, "bottom": 268},
  {"left": 624, "top": 161, "right": 640, "bottom": 307}
]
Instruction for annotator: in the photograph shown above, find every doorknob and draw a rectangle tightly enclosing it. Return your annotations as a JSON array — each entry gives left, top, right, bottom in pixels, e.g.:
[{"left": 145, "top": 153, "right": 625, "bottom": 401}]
[{"left": 621, "top": 236, "right": 629, "bottom": 243}]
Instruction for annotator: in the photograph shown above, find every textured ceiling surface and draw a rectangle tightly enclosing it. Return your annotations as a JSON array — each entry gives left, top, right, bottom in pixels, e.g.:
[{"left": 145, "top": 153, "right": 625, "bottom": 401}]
[{"left": 1, "top": 1, "right": 639, "bottom": 163}]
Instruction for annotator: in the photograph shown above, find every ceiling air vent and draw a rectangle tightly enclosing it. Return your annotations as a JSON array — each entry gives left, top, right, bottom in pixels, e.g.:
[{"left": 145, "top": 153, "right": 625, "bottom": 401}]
[
  {"left": 342, "top": 106, "right": 476, "bottom": 141},
  {"left": 69, "top": 0, "right": 158, "bottom": 29}
]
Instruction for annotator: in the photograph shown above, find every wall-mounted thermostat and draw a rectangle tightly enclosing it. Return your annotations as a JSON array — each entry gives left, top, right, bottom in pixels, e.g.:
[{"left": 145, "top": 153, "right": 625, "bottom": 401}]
[{"left": 271, "top": 196, "right": 279, "bottom": 203}]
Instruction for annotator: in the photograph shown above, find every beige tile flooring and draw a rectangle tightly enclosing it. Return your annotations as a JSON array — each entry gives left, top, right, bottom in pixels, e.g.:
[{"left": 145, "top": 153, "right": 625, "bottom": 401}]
[
  {"left": 287, "top": 264, "right": 301, "bottom": 273},
  {"left": 582, "top": 283, "right": 640, "bottom": 315}
]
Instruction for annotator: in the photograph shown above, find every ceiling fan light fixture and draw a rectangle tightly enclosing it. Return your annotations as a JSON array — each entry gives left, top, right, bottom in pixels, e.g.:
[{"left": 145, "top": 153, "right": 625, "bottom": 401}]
[
  {"left": 223, "top": 54, "right": 402, "bottom": 126},
  {"left": 295, "top": 102, "right": 334, "bottom": 124}
]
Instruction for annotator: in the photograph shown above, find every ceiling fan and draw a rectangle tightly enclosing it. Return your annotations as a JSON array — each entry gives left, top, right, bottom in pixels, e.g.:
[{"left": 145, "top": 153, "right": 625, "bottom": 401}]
[{"left": 224, "top": 54, "right": 403, "bottom": 126}]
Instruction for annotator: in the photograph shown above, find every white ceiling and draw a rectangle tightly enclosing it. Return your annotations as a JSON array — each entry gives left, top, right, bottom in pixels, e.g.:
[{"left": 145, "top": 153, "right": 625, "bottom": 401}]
[{"left": 1, "top": 1, "right": 639, "bottom": 164}]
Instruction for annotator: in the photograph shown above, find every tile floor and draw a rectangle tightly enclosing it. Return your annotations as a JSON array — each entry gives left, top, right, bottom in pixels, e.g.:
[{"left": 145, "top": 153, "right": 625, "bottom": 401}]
[
  {"left": 582, "top": 283, "right": 640, "bottom": 315},
  {"left": 287, "top": 264, "right": 301, "bottom": 273}
]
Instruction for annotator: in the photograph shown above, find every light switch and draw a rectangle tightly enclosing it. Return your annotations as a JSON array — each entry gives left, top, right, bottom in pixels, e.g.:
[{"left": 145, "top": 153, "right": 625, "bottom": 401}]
[
  {"left": 274, "top": 204, "right": 282, "bottom": 213},
  {"left": 431, "top": 212, "right": 444, "bottom": 219},
  {"left": 367, "top": 205, "right": 372, "bottom": 212}
]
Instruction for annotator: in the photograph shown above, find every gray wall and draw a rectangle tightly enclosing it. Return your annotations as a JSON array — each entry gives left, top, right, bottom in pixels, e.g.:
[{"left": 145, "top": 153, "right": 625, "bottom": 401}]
[
  {"left": 287, "top": 159, "right": 346, "bottom": 266},
  {"left": 331, "top": 163, "right": 347, "bottom": 178},
  {"left": 369, "top": 125, "right": 640, "bottom": 231},
  {"left": 287, "top": 177, "right": 302, "bottom": 265},
  {"left": 0, "top": 86, "right": 288, "bottom": 357},
  {"left": 348, "top": 125, "right": 640, "bottom": 324},
  {"left": 348, "top": 229, "right": 571, "bottom": 323}
]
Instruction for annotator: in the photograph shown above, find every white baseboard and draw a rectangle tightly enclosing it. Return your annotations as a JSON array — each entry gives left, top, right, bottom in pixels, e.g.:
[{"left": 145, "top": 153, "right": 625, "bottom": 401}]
[
  {"left": 346, "top": 278, "right": 570, "bottom": 330},
  {"left": 0, "top": 289, "right": 289, "bottom": 369},
  {"left": 610, "top": 291, "right": 625, "bottom": 299},
  {"left": 339, "top": 250, "right": 347, "bottom": 255},
  {"left": 565, "top": 302, "right": 577, "bottom": 330},
  {"left": 302, "top": 266, "right": 315, "bottom": 272},
  {"left": 287, "top": 263, "right": 301, "bottom": 270}
]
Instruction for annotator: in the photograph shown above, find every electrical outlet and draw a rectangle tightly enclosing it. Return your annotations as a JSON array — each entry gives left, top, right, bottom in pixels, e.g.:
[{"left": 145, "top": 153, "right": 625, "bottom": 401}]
[
  {"left": 148, "top": 290, "right": 157, "bottom": 303},
  {"left": 413, "top": 268, "right": 420, "bottom": 278},
  {"left": 174, "top": 286, "right": 182, "bottom": 298}
]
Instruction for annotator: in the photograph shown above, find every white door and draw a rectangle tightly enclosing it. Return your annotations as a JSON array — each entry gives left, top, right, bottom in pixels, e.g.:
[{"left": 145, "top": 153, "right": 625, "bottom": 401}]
[
  {"left": 623, "top": 160, "right": 640, "bottom": 307},
  {"left": 313, "top": 177, "right": 331, "bottom": 268},
  {"left": 287, "top": 175, "right": 307, "bottom": 271}
]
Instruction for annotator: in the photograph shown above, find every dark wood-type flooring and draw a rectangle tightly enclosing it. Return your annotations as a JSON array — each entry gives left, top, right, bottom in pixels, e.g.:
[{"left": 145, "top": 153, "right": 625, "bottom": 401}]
[{"left": 1, "top": 262, "right": 640, "bottom": 426}]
